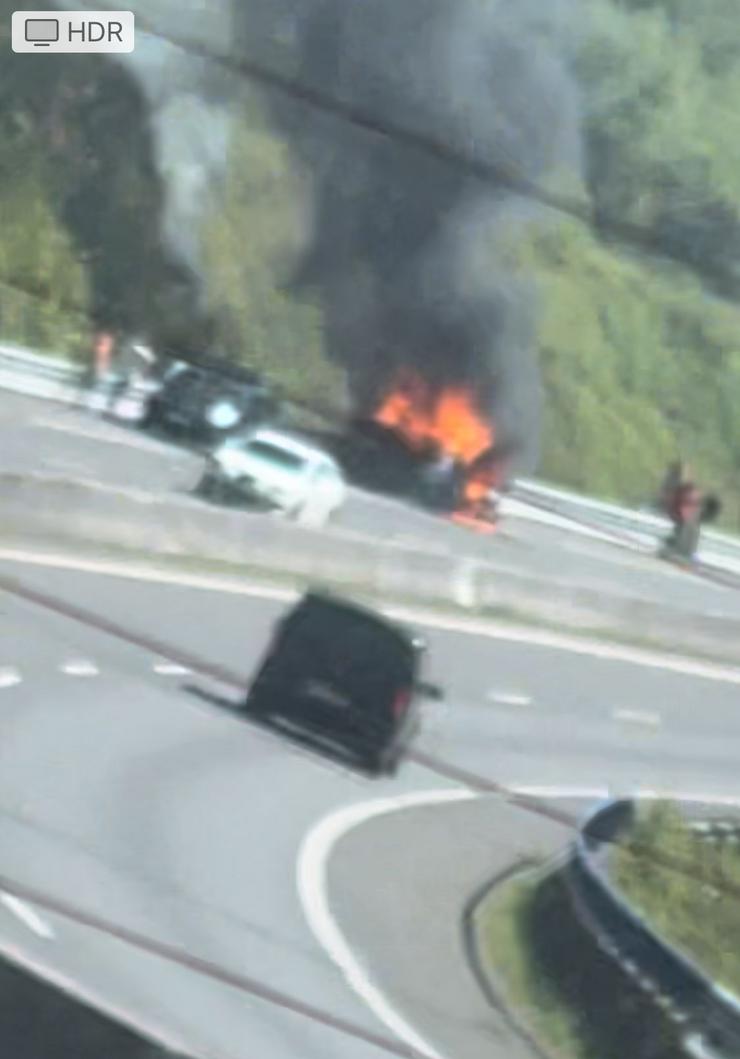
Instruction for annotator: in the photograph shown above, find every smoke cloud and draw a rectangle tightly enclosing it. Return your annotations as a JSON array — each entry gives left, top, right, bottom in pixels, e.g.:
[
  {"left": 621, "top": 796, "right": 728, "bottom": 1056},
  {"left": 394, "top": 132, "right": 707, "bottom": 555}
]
[
  {"left": 114, "top": 6, "right": 238, "bottom": 275},
  {"left": 241, "top": 0, "right": 583, "bottom": 466},
  {"left": 72, "top": 0, "right": 583, "bottom": 466}
]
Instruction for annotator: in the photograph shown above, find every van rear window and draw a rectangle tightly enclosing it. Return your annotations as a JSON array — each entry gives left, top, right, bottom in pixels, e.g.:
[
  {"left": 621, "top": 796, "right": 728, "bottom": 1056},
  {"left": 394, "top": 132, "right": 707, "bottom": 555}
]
[{"left": 286, "top": 601, "right": 415, "bottom": 684}]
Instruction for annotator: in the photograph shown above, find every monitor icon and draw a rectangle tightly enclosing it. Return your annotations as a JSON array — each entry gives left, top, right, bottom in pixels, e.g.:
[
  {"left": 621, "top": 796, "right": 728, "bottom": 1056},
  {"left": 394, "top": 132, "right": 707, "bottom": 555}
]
[{"left": 25, "top": 17, "right": 59, "bottom": 46}]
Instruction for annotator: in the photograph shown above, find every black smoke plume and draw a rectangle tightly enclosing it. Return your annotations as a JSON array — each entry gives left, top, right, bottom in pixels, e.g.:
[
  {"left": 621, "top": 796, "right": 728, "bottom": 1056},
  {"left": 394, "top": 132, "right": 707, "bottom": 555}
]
[
  {"left": 5, "top": 0, "right": 582, "bottom": 468},
  {"left": 231, "top": 0, "right": 583, "bottom": 466},
  {"left": 0, "top": 0, "right": 198, "bottom": 343}
]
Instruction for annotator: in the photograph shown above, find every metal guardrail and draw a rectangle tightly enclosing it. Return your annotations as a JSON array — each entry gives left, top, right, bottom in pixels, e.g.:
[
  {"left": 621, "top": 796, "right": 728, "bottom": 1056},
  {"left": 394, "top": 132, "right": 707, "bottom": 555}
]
[
  {"left": 0, "top": 342, "right": 82, "bottom": 403},
  {"left": 513, "top": 478, "right": 740, "bottom": 575},
  {"left": 513, "top": 479, "right": 666, "bottom": 542},
  {"left": 567, "top": 800, "right": 740, "bottom": 1059},
  {"left": 0, "top": 343, "right": 81, "bottom": 381}
]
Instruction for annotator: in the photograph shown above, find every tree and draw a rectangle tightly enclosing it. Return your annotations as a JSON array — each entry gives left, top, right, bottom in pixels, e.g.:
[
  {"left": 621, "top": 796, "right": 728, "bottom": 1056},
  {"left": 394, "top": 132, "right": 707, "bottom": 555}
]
[
  {"left": 579, "top": 0, "right": 740, "bottom": 294},
  {"left": 508, "top": 212, "right": 740, "bottom": 522},
  {"left": 200, "top": 97, "right": 346, "bottom": 410},
  {"left": 0, "top": 146, "right": 89, "bottom": 356}
]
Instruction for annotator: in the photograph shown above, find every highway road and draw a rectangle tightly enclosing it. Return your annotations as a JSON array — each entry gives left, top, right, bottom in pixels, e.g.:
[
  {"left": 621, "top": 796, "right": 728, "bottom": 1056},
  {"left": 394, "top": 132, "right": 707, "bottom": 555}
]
[
  {"left": 0, "top": 577, "right": 451, "bottom": 1059},
  {"left": 2, "top": 390, "right": 739, "bottom": 624},
  {"left": 1, "top": 547, "right": 740, "bottom": 1057}
]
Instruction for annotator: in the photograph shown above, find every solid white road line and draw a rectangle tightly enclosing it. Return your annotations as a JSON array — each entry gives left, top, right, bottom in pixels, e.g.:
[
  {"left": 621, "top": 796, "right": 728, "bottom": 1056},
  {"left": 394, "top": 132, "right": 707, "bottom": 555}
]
[
  {"left": 299, "top": 784, "right": 740, "bottom": 1059},
  {"left": 0, "top": 546, "right": 298, "bottom": 602},
  {"left": 0, "top": 895, "right": 55, "bottom": 940},
  {"left": 0, "top": 667, "right": 22, "bottom": 689},
  {"left": 2, "top": 543, "right": 740, "bottom": 685},
  {"left": 487, "top": 691, "right": 533, "bottom": 707},
  {"left": 385, "top": 603, "right": 740, "bottom": 687},
  {"left": 60, "top": 659, "right": 99, "bottom": 677},
  {"left": 152, "top": 661, "right": 192, "bottom": 677},
  {"left": 298, "top": 789, "right": 476, "bottom": 1059},
  {"left": 612, "top": 708, "right": 662, "bottom": 728}
]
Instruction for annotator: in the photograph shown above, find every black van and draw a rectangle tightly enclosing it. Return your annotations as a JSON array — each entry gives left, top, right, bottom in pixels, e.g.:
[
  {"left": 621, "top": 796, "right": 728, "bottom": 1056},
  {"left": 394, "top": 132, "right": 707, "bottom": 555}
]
[{"left": 244, "top": 592, "right": 434, "bottom": 776}]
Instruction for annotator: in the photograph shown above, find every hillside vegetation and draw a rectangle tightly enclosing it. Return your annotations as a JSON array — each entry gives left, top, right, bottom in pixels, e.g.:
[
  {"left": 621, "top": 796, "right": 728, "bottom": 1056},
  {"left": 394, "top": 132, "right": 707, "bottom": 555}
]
[
  {"left": 2, "top": 1, "right": 740, "bottom": 522},
  {"left": 615, "top": 800, "right": 740, "bottom": 995},
  {"left": 534, "top": 0, "right": 740, "bottom": 521}
]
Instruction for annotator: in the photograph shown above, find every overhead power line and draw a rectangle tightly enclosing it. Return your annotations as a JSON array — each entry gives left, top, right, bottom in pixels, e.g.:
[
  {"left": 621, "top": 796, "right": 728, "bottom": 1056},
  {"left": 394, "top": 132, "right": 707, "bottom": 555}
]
[
  {"left": 120, "top": 7, "right": 738, "bottom": 296},
  {"left": 2, "top": 3, "right": 738, "bottom": 323}
]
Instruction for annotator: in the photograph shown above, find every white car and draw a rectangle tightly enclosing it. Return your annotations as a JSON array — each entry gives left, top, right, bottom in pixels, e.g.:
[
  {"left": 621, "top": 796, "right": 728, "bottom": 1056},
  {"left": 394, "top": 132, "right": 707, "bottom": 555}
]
[{"left": 199, "top": 428, "right": 347, "bottom": 527}]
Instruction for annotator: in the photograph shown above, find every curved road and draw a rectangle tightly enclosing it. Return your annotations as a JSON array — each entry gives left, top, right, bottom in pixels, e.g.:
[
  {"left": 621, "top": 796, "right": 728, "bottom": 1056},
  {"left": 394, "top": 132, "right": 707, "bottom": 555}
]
[{"left": 1, "top": 549, "right": 740, "bottom": 1058}]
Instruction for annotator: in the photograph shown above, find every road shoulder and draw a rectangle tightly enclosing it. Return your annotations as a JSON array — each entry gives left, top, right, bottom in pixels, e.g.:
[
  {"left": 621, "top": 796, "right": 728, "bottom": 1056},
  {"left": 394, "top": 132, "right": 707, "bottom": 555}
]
[{"left": 321, "top": 795, "right": 573, "bottom": 1059}]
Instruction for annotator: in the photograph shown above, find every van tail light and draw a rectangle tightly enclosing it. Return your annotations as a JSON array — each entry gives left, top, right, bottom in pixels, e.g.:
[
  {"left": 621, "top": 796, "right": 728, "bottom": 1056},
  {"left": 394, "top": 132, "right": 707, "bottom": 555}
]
[{"left": 392, "top": 687, "right": 412, "bottom": 721}]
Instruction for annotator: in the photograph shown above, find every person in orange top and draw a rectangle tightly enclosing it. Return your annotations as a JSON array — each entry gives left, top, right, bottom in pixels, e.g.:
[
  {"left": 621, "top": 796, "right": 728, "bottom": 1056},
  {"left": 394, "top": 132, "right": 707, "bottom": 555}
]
[{"left": 660, "top": 462, "right": 720, "bottom": 562}]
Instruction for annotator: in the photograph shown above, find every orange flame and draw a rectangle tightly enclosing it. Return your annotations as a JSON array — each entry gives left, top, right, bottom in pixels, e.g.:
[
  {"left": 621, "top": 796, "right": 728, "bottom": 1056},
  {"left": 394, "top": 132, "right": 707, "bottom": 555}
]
[
  {"left": 455, "top": 457, "right": 504, "bottom": 531},
  {"left": 373, "top": 373, "right": 502, "bottom": 527},
  {"left": 374, "top": 375, "right": 493, "bottom": 464}
]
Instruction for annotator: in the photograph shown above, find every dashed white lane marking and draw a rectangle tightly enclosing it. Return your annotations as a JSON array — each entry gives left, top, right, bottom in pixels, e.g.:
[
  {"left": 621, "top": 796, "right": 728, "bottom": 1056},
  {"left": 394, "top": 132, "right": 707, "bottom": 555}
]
[
  {"left": 0, "top": 667, "right": 22, "bottom": 689},
  {"left": 298, "top": 789, "right": 475, "bottom": 1059},
  {"left": 487, "top": 690, "right": 532, "bottom": 707},
  {"left": 0, "top": 895, "right": 55, "bottom": 940},
  {"left": 60, "top": 659, "right": 99, "bottom": 677},
  {"left": 152, "top": 661, "right": 192, "bottom": 677},
  {"left": 612, "top": 708, "right": 662, "bottom": 728}
]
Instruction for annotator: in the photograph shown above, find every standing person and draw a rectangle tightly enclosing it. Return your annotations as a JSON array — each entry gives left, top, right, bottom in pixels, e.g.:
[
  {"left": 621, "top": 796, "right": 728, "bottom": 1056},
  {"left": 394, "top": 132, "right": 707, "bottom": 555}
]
[
  {"left": 92, "top": 329, "right": 115, "bottom": 381},
  {"left": 661, "top": 473, "right": 703, "bottom": 562},
  {"left": 83, "top": 328, "right": 116, "bottom": 412},
  {"left": 672, "top": 480, "right": 703, "bottom": 560}
]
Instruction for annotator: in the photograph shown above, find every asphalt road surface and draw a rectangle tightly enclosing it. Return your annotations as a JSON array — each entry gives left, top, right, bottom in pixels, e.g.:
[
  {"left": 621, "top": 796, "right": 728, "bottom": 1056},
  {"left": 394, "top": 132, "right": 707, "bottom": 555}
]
[
  {"left": 2, "top": 390, "right": 739, "bottom": 623},
  {"left": 1, "top": 550, "right": 740, "bottom": 1058}
]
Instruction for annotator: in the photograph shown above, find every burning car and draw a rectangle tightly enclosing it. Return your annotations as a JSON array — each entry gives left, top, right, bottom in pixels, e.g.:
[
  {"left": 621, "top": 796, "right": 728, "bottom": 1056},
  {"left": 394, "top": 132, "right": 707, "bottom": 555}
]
[{"left": 335, "top": 373, "right": 513, "bottom": 530}]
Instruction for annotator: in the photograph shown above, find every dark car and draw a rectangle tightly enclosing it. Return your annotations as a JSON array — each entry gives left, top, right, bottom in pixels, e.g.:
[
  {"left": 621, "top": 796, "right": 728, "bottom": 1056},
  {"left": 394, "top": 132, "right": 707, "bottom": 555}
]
[
  {"left": 144, "top": 355, "right": 280, "bottom": 444},
  {"left": 243, "top": 591, "right": 437, "bottom": 776}
]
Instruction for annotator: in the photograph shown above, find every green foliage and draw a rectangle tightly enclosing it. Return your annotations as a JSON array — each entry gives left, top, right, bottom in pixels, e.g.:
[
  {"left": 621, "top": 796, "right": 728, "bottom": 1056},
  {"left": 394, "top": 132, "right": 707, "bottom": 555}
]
[
  {"left": 0, "top": 141, "right": 89, "bottom": 356},
  {"left": 514, "top": 217, "right": 740, "bottom": 517},
  {"left": 477, "top": 869, "right": 681, "bottom": 1059},
  {"left": 616, "top": 801, "right": 740, "bottom": 994},
  {"left": 519, "top": 0, "right": 740, "bottom": 525},
  {"left": 478, "top": 878, "right": 594, "bottom": 1057},
  {"left": 200, "top": 98, "right": 345, "bottom": 411},
  {"left": 578, "top": 0, "right": 740, "bottom": 278},
  {"left": 1, "top": 0, "right": 740, "bottom": 522}
]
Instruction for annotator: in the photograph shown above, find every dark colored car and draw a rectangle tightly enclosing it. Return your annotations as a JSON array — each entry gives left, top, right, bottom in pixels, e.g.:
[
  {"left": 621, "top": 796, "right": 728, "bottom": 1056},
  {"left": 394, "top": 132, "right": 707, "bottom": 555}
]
[
  {"left": 243, "top": 591, "right": 437, "bottom": 776},
  {"left": 144, "top": 355, "right": 280, "bottom": 444}
]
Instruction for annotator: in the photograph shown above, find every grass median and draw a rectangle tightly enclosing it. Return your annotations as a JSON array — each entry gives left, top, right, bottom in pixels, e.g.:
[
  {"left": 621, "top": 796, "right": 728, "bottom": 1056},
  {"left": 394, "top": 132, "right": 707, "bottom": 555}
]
[
  {"left": 615, "top": 801, "right": 740, "bottom": 997},
  {"left": 471, "top": 867, "right": 682, "bottom": 1059}
]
